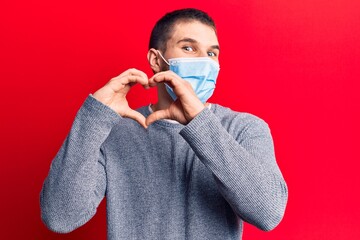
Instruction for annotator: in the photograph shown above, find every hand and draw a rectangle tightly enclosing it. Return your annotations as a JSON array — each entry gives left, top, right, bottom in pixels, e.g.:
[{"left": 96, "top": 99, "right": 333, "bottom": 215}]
[
  {"left": 146, "top": 71, "right": 205, "bottom": 126},
  {"left": 92, "top": 68, "right": 149, "bottom": 128}
]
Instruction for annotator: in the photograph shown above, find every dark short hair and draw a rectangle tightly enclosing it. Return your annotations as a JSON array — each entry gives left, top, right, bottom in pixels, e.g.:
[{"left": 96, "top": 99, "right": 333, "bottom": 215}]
[{"left": 149, "top": 8, "right": 216, "bottom": 53}]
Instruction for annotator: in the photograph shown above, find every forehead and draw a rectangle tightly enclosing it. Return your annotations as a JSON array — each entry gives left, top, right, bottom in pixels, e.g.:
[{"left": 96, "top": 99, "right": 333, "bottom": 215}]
[{"left": 167, "top": 20, "right": 219, "bottom": 46}]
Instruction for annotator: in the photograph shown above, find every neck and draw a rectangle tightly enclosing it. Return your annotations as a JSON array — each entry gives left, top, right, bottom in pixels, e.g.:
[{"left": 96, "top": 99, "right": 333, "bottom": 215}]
[{"left": 151, "top": 83, "right": 174, "bottom": 112}]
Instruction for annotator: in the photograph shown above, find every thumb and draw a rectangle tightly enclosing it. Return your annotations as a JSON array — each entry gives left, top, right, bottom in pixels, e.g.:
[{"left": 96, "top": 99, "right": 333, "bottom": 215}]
[
  {"left": 124, "top": 109, "right": 147, "bottom": 128},
  {"left": 146, "top": 109, "right": 170, "bottom": 126}
]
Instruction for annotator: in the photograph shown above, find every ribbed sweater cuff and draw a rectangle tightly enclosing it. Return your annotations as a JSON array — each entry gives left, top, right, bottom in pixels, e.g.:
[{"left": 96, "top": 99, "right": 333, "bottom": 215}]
[
  {"left": 179, "top": 107, "right": 218, "bottom": 144},
  {"left": 80, "top": 95, "right": 122, "bottom": 130}
]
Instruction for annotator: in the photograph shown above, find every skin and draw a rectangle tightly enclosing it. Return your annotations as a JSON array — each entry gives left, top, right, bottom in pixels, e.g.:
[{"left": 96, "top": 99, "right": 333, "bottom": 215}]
[{"left": 93, "top": 20, "right": 220, "bottom": 128}]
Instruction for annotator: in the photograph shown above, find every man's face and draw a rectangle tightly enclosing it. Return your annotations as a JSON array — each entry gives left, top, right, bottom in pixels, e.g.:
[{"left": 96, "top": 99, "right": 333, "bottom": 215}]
[{"left": 161, "top": 20, "right": 220, "bottom": 69}]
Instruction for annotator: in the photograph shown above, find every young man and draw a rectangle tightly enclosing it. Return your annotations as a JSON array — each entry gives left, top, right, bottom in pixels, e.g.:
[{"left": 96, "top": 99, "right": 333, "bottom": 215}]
[{"left": 40, "top": 8, "right": 288, "bottom": 239}]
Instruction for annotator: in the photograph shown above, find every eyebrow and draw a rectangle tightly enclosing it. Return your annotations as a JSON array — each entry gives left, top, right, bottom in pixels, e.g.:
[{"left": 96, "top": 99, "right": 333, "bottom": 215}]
[
  {"left": 211, "top": 45, "right": 220, "bottom": 51},
  {"left": 176, "top": 37, "right": 197, "bottom": 44},
  {"left": 176, "top": 37, "right": 220, "bottom": 51}
]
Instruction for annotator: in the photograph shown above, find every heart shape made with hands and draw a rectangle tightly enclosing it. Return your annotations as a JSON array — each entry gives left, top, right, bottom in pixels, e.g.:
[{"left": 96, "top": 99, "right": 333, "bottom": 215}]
[{"left": 93, "top": 68, "right": 206, "bottom": 129}]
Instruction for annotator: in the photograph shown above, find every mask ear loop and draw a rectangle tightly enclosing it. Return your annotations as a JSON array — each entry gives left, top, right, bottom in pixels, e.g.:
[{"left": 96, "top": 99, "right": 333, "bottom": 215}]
[
  {"left": 156, "top": 50, "right": 170, "bottom": 66},
  {"left": 156, "top": 50, "right": 176, "bottom": 97}
]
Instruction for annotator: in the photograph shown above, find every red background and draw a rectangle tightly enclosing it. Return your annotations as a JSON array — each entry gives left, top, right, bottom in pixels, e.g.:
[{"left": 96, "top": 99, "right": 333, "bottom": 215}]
[{"left": 1, "top": 0, "right": 359, "bottom": 239}]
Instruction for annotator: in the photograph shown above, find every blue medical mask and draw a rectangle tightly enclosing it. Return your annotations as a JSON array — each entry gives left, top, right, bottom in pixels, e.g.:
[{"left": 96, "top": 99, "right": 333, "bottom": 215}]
[{"left": 157, "top": 51, "right": 220, "bottom": 103}]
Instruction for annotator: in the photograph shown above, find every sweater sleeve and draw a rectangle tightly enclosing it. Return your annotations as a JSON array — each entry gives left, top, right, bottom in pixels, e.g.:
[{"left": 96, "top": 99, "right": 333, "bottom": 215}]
[
  {"left": 40, "top": 95, "right": 121, "bottom": 233},
  {"left": 179, "top": 107, "right": 288, "bottom": 231}
]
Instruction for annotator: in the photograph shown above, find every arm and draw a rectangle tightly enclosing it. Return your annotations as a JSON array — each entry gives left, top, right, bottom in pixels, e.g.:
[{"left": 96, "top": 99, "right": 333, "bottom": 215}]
[
  {"left": 179, "top": 108, "right": 288, "bottom": 231},
  {"left": 145, "top": 70, "right": 287, "bottom": 230},
  {"left": 40, "top": 95, "right": 120, "bottom": 233},
  {"left": 40, "top": 68, "right": 150, "bottom": 233}
]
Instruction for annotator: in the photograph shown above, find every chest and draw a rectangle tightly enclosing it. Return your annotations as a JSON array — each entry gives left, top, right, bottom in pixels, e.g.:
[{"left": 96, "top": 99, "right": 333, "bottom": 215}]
[{"left": 103, "top": 125, "right": 220, "bottom": 200}]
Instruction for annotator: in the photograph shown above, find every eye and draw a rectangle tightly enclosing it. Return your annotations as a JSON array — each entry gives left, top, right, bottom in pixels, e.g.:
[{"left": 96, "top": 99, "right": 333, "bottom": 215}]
[
  {"left": 207, "top": 51, "right": 217, "bottom": 57},
  {"left": 182, "top": 46, "right": 194, "bottom": 52}
]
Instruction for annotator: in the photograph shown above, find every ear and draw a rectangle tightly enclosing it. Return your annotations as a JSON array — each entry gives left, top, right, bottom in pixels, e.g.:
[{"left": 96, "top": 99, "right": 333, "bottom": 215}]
[{"left": 147, "top": 48, "right": 161, "bottom": 73}]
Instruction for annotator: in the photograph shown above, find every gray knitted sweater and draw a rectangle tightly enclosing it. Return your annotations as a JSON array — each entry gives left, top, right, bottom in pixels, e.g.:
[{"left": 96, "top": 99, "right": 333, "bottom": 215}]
[{"left": 40, "top": 95, "right": 288, "bottom": 239}]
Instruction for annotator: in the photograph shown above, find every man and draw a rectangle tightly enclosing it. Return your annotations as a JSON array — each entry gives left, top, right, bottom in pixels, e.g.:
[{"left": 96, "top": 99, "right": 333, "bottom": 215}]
[{"left": 40, "top": 8, "right": 288, "bottom": 239}]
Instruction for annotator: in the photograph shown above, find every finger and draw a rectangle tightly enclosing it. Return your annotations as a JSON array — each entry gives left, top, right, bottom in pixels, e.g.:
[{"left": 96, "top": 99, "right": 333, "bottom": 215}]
[
  {"left": 119, "top": 68, "right": 148, "bottom": 80},
  {"left": 110, "top": 75, "right": 149, "bottom": 92},
  {"left": 145, "top": 109, "right": 170, "bottom": 126},
  {"left": 149, "top": 71, "right": 179, "bottom": 88},
  {"left": 149, "top": 71, "right": 193, "bottom": 98},
  {"left": 124, "top": 109, "right": 147, "bottom": 128},
  {"left": 116, "top": 68, "right": 149, "bottom": 88},
  {"left": 128, "top": 68, "right": 150, "bottom": 89}
]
